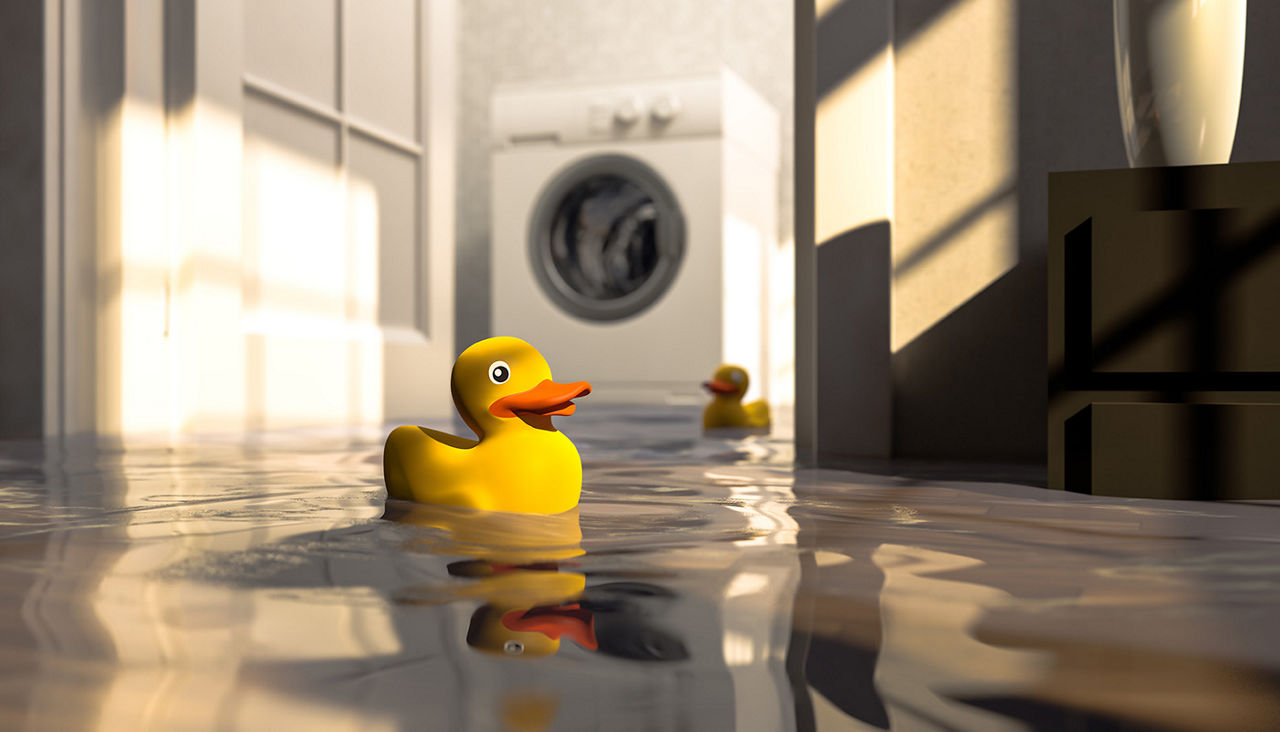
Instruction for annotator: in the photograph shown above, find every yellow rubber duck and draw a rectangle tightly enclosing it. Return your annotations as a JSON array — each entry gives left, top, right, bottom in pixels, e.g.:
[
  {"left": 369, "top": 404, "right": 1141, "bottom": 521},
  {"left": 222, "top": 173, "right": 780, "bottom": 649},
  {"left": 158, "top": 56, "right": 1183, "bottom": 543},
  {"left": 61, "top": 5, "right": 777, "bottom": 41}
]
[
  {"left": 702, "top": 364, "right": 771, "bottom": 430},
  {"left": 383, "top": 337, "right": 591, "bottom": 514}
]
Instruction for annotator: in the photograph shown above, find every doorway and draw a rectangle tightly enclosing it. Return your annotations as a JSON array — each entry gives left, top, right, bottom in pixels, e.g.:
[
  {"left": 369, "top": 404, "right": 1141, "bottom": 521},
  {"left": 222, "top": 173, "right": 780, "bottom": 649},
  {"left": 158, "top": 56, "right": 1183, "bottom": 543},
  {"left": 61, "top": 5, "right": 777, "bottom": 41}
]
[{"left": 46, "top": 0, "right": 457, "bottom": 437}]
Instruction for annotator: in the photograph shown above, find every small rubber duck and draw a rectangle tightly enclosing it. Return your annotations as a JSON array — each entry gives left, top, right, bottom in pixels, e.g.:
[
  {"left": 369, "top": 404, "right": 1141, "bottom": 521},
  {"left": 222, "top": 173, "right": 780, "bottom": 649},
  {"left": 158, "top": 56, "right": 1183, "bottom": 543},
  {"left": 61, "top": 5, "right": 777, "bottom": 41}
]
[
  {"left": 383, "top": 337, "right": 591, "bottom": 514},
  {"left": 702, "top": 364, "right": 770, "bottom": 431}
]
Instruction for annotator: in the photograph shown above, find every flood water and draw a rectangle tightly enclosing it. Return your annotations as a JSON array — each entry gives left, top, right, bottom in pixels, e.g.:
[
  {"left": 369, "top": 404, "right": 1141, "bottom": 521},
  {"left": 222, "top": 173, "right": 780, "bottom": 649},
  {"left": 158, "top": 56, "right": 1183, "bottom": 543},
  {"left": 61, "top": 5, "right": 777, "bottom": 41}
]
[{"left": 2, "top": 405, "right": 1280, "bottom": 730}]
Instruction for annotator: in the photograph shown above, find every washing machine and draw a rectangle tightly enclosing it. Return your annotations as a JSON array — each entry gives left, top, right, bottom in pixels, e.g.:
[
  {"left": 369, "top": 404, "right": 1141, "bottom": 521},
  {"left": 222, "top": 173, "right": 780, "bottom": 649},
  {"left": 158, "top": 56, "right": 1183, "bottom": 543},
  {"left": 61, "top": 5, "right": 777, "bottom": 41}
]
[{"left": 491, "top": 69, "right": 780, "bottom": 404}]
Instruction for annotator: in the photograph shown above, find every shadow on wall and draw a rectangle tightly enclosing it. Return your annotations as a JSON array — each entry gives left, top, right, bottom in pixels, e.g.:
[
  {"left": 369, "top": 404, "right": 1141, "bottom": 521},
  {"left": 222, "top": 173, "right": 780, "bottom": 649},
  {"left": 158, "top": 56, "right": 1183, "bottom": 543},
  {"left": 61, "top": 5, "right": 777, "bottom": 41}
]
[
  {"left": 816, "top": 222, "right": 890, "bottom": 462},
  {"left": 890, "top": 1, "right": 1125, "bottom": 464},
  {"left": 909, "top": 1, "right": 1280, "bottom": 464},
  {"left": 0, "top": 1, "right": 45, "bottom": 438},
  {"left": 820, "top": 1, "right": 1280, "bottom": 464}
]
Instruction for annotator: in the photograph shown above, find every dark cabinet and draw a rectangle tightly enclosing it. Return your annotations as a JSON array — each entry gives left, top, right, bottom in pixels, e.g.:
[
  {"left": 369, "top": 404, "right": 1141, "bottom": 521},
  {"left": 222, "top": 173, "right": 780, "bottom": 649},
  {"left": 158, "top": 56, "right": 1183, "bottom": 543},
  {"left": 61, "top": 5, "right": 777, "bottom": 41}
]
[{"left": 1049, "top": 162, "right": 1280, "bottom": 499}]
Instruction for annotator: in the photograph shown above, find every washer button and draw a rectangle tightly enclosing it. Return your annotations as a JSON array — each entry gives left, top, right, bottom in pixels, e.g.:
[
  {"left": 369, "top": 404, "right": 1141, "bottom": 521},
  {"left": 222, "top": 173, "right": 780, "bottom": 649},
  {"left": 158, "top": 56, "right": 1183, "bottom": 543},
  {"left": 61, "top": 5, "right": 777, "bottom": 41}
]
[{"left": 614, "top": 98, "right": 642, "bottom": 126}]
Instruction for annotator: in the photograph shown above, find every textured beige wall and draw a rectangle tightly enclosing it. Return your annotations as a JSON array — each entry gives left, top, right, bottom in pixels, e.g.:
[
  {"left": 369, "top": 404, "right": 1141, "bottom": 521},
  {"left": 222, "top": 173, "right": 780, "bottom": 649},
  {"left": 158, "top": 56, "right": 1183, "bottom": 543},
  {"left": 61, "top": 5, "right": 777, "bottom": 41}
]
[
  {"left": 815, "top": 44, "right": 892, "bottom": 245},
  {"left": 455, "top": 0, "right": 794, "bottom": 353},
  {"left": 806, "top": 0, "right": 1280, "bottom": 463},
  {"left": 891, "top": 0, "right": 1017, "bottom": 353}
]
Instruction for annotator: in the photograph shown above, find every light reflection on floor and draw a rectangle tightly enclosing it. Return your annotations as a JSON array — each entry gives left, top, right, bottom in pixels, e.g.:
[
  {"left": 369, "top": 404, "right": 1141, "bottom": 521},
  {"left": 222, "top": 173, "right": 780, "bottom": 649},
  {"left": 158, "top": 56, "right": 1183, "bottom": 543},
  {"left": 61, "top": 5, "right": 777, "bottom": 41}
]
[{"left": 1, "top": 405, "right": 1279, "bottom": 730}]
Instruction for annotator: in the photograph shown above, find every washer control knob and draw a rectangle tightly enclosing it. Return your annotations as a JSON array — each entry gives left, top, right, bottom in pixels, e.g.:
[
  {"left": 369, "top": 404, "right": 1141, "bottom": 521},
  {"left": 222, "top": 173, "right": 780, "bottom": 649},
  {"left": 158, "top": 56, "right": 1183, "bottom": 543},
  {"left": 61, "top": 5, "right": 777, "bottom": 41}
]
[
  {"left": 650, "top": 94, "right": 682, "bottom": 124},
  {"left": 614, "top": 98, "right": 642, "bottom": 126}
]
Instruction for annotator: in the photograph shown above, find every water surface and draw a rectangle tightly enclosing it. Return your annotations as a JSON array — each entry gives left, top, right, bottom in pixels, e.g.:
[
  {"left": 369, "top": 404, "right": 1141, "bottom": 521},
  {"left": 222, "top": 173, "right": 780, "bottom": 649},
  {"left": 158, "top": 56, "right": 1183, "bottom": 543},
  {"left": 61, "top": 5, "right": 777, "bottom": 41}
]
[{"left": 1, "top": 406, "right": 1278, "bottom": 730}]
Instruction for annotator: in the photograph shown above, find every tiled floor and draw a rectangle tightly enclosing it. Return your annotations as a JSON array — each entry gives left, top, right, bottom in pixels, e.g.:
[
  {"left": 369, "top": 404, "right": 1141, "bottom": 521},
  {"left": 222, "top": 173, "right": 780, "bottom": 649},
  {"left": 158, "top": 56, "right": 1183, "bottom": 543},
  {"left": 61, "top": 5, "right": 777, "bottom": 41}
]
[{"left": 1, "top": 405, "right": 1278, "bottom": 730}]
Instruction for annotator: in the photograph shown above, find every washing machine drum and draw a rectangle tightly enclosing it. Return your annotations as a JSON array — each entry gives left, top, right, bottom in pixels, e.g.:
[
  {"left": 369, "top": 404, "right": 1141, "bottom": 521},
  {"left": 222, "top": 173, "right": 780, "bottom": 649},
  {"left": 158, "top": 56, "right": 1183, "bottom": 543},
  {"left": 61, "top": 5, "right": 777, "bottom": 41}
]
[{"left": 529, "top": 154, "right": 685, "bottom": 322}]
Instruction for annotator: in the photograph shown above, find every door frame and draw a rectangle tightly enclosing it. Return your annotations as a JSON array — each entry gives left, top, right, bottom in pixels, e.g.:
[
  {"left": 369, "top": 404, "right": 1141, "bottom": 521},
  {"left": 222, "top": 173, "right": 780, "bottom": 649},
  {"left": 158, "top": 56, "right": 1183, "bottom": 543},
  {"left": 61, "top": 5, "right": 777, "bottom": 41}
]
[{"left": 44, "top": 0, "right": 457, "bottom": 437}]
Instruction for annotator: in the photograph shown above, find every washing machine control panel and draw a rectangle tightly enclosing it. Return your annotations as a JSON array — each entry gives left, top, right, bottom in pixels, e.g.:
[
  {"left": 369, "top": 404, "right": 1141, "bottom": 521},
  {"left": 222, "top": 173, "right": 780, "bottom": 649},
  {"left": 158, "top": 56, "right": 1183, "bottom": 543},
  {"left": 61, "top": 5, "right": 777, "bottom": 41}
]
[
  {"left": 649, "top": 94, "right": 683, "bottom": 124},
  {"left": 493, "top": 74, "right": 742, "bottom": 147},
  {"left": 613, "top": 97, "right": 644, "bottom": 126},
  {"left": 588, "top": 95, "right": 680, "bottom": 134}
]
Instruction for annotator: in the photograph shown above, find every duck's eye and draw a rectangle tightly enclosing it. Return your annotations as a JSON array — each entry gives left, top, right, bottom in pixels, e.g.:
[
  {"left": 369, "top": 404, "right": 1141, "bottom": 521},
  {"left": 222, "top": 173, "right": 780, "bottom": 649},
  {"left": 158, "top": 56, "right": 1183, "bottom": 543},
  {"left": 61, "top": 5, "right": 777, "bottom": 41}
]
[
  {"left": 503, "top": 640, "right": 524, "bottom": 655},
  {"left": 488, "top": 361, "right": 511, "bottom": 385}
]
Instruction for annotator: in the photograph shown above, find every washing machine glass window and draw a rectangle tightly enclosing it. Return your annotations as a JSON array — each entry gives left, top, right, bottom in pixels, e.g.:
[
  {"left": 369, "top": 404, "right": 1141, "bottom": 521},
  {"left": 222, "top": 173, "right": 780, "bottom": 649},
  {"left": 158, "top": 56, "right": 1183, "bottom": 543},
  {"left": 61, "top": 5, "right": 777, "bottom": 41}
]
[{"left": 529, "top": 154, "right": 686, "bottom": 322}]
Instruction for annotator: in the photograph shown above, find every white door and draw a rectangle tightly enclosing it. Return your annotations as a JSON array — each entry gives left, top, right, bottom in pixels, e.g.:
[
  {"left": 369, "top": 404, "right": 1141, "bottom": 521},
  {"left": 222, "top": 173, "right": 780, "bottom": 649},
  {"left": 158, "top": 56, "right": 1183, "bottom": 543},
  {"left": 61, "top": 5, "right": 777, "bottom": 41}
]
[
  {"left": 234, "top": 0, "right": 455, "bottom": 429},
  {"left": 50, "top": 0, "right": 456, "bottom": 436}
]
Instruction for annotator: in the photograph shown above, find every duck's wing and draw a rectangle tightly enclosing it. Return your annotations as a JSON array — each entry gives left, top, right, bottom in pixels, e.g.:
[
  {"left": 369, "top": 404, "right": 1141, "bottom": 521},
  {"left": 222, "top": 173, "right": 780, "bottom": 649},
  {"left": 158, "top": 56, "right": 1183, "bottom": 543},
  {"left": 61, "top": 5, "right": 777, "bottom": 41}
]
[
  {"left": 419, "top": 426, "right": 478, "bottom": 449},
  {"left": 383, "top": 425, "right": 478, "bottom": 502}
]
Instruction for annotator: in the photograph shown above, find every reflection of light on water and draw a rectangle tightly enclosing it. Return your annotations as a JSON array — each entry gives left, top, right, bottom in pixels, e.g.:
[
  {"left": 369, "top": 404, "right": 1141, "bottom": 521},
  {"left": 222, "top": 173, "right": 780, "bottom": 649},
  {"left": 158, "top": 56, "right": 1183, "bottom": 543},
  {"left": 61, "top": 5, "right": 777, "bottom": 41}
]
[
  {"left": 724, "top": 571, "right": 770, "bottom": 599},
  {"left": 82, "top": 473, "right": 398, "bottom": 729},
  {"left": 813, "top": 550, "right": 852, "bottom": 567},
  {"left": 15, "top": 416, "right": 813, "bottom": 729},
  {"left": 721, "top": 482, "right": 798, "bottom": 548},
  {"left": 723, "top": 630, "right": 757, "bottom": 666},
  {"left": 873, "top": 543, "right": 1051, "bottom": 730},
  {"left": 890, "top": 505, "right": 922, "bottom": 524},
  {"left": 698, "top": 472, "right": 802, "bottom": 729}
]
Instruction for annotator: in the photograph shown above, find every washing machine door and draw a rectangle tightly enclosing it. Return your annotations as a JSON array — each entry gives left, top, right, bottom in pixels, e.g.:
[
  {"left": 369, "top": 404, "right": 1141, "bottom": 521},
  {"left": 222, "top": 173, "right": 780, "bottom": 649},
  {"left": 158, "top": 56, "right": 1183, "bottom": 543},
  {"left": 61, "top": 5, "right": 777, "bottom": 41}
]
[{"left": 528, "top": 154, "right": 685, "bottom": 322}]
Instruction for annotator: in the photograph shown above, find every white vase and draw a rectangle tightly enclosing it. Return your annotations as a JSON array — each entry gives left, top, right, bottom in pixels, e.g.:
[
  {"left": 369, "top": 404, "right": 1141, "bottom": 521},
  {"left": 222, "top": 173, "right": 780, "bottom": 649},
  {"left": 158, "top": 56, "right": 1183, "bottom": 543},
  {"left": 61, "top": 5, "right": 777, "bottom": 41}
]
[{"left": 1113, "top": 0, "right": 1247, "bottom": 167}]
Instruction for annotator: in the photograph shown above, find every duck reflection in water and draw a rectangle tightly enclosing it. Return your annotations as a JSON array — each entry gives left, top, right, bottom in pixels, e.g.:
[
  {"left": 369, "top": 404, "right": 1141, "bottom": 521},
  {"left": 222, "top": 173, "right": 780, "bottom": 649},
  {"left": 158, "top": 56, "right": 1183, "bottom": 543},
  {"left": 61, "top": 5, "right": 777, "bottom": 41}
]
[{"left": 383, "top": 499, "right": 689, "bottom": 662}]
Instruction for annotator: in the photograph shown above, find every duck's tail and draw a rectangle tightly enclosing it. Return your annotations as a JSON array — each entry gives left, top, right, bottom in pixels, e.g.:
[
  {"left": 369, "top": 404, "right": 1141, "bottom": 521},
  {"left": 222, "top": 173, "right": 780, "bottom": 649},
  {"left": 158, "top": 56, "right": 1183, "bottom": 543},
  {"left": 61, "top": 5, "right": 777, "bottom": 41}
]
[{"left": 743, "top": 400, "right": 771, "bottom": 429}]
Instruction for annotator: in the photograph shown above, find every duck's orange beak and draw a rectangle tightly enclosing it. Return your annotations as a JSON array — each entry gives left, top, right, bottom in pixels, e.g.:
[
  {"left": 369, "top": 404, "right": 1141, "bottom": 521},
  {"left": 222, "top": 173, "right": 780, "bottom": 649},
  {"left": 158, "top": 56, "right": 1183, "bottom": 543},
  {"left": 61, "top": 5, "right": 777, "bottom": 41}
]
[
  {"left": 489, "top": 379, "right": 592, "bottom": 418},
  {"left": 502, "top": 603, "right": 598, "bottom": 651},
  {"left": 702, "top": 379, "right": 737, "bottom": 395}
]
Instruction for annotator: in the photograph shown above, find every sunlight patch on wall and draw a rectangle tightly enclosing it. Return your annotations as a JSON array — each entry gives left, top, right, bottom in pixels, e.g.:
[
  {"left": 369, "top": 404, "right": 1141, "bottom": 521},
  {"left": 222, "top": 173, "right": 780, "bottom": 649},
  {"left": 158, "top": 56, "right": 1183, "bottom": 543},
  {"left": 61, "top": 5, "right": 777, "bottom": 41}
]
[
  {"left": 816, "top": 0, "right": 844, "bottom": 21},
  {"left": 114, "top": 97, "right": 171, "bottom": 435},
  {"left": 722, "top": 214, "right": 766, "bottom": 404},
  {"left": 168, "top": 100, "right": 247, "bottom": 435},
  {"left": 815, "top": 44, "right": 894, "bottom": 245},
  {"left": 892, "top": 0, "right": 1018, "bottom": 353},
  {"left": 241, "top": 122, "right": 385, "bottom": 429},
  {"left": 64, "top": 0, "right": 454, "bottom": 439},
  {"left": 768, "top": 236, "right": 795, "bottom": 407},
  {"left": 243, "top": 133, "right": 347, "bottom": 328},
  {"left": 347, "top": 178, "right": 386, "bottom": 423}
]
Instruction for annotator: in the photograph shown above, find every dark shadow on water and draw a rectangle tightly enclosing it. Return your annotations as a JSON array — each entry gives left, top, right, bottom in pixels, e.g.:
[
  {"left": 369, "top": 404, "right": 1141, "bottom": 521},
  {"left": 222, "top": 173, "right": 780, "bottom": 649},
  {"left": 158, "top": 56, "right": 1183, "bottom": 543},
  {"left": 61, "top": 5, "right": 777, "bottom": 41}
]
[{"left": 957, "top": 697, "right": 1166, "bottom": 731}]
